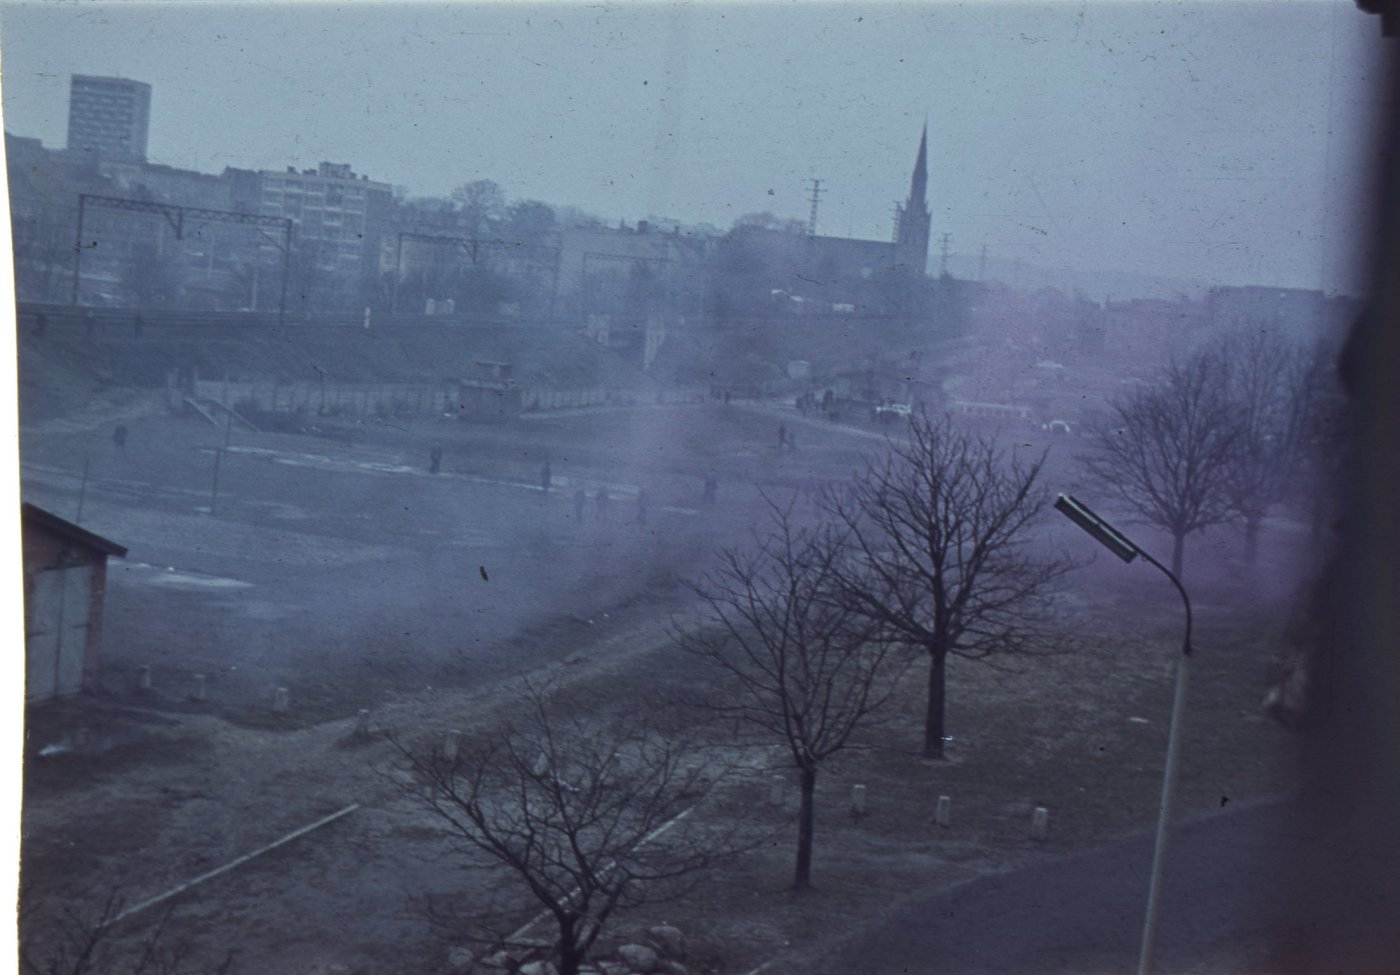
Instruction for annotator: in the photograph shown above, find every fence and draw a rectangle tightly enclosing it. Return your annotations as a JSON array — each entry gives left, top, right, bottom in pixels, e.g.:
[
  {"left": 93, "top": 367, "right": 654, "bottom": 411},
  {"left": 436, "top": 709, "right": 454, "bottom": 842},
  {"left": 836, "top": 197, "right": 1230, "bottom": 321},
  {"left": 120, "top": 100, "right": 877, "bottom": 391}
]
[{"left": 191, "top": 378, "right": 457, "bottom": 418}]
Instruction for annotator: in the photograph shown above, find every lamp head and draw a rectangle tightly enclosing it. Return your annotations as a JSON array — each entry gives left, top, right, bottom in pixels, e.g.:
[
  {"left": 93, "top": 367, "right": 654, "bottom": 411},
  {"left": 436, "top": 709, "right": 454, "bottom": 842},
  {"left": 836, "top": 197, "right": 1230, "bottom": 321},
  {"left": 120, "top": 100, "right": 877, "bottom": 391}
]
[{"left": 1054, "top": 494, "right": 1140, "bottom": 563}]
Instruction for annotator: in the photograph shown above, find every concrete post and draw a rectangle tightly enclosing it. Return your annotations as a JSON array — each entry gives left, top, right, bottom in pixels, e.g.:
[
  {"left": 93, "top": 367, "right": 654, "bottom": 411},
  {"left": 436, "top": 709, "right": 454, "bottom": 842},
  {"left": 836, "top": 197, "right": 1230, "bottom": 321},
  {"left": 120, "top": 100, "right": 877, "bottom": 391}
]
[
  {"left": 1031, "top": 806, "right": 1050, "bottom": 841},
  {"left": 138, "top": 666, "right": 152, "bottom": 690},
  {"left": 851, "top": 784, "right": 867, "bottom": 816},
  {"left": 192, "top": 674, "right": 207, "bottom": 702},
  {"left": 935, "top": 794, "right": 952, "bottom": 827},
  {"left": 272, "top": 686, "right": 290, "bottom": 713}
]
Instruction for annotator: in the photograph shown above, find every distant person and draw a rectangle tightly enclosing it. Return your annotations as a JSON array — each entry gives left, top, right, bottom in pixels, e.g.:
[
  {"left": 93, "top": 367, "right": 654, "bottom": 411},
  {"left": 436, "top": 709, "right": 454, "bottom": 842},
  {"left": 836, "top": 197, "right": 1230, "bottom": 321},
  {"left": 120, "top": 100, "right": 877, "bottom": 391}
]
[
  {"left": 573, "top": 487, "right": 586, "bottom": 521},
  {"left": 113, "top": 424, "right": 128, "bottom": 455},
  {"left": 541, "top": 461, "right": 552, "bottom": 492},
  {"left": 595, "top": 487, "right": 610, "bottom": 521},
  {"left": 429, "top": 442, "right": 442, "bottom": 474}
]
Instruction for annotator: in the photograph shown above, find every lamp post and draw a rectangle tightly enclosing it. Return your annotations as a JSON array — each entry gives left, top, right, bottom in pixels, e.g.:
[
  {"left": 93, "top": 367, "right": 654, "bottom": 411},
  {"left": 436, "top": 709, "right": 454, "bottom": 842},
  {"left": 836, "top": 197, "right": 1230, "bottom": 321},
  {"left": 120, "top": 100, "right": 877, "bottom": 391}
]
[{"left": 1054, "top": 494, "right": 1193, "bottom": 975}]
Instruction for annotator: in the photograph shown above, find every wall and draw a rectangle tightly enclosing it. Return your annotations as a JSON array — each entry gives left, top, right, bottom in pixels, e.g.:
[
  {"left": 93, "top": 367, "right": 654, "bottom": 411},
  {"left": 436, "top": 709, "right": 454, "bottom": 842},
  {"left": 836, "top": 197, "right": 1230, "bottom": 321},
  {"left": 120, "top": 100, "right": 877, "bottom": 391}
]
[{"left": 22, "top": 523, "right": 111, "bottom": 701}]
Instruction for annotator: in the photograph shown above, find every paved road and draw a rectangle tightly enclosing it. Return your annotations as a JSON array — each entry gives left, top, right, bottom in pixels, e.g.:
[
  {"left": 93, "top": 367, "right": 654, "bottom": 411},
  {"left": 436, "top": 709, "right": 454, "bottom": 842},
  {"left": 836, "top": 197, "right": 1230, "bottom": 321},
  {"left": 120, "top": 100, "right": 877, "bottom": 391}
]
[{"left": 820, "top": 795, "right": 1400, "bottom": 975}]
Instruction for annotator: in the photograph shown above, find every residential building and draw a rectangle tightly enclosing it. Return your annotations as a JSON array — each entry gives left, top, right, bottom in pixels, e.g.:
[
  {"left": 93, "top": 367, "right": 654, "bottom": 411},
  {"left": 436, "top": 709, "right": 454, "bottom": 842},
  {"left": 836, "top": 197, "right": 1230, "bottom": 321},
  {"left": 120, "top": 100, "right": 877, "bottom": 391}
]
[
  {"left": 258, "top": 162, "right": 393, "bottom": 308},
  {"left": 66, "top": 74, "right": 151, "bottom": 164},
  {"left": 1205, "top": 285, "right": 1360, "bottom": 345}
]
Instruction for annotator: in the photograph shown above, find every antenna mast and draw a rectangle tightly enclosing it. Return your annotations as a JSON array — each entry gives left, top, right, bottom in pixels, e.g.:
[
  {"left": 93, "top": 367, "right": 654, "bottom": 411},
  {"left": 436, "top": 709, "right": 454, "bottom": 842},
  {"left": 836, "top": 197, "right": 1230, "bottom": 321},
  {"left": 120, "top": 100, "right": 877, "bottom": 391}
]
[{"left": 806, "top": 178, "right": 826, "bottom": 237}]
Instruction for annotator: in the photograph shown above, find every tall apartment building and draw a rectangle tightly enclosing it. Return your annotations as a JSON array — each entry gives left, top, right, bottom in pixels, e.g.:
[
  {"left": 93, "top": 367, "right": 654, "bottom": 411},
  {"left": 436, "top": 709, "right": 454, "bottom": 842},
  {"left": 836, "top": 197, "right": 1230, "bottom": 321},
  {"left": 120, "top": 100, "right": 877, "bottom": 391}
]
[
  {"left": 66, "top": 75, "right": 151, "bottom": 163},
  {"left": 258, "top": 162, "right": 393, "bottom": 305}
]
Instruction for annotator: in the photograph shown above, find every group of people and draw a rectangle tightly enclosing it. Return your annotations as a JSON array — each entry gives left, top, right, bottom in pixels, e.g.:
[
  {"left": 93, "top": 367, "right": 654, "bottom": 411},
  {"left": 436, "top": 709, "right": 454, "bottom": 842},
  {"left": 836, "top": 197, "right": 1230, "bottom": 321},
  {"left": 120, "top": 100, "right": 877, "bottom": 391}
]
[{"left": 571, "top": 485, "right": 650, "bottom": 525}]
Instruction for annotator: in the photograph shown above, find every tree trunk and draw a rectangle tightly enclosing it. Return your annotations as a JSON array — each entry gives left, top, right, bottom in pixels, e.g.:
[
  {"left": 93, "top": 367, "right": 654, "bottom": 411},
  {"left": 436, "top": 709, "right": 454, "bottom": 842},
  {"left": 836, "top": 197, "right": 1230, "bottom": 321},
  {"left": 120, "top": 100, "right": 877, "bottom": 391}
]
[
  {"left": 558, "top": 918, "right": 580, "bottom": 975},
  {"left": 1171, "top": 532, "right": 1185, "bottom": 580},
  {"left": 793, "top": 764, "right": 817, "bottom": 889},
  {"left": 924, "top": 650, "right": 948, "bottom": 759},
  {"left": 1244, "top": 511, "right": 1262, "bottom": 565}
]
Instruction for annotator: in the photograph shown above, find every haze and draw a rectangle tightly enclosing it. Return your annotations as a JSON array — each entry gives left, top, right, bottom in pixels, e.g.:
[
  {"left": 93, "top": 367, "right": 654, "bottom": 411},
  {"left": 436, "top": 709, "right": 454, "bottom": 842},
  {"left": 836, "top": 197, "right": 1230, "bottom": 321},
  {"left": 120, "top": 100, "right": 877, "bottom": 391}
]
[{"left": 0, "top": 0, "right": 1383, "bottom": 292}]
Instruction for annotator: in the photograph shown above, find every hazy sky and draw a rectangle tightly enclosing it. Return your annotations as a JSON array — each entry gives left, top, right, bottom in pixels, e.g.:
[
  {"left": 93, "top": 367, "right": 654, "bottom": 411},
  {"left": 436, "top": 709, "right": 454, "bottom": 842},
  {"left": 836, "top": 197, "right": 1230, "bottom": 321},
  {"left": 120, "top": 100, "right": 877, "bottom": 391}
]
[{"left": 0, "top": 0, "right": 1388, "bottom": 292}]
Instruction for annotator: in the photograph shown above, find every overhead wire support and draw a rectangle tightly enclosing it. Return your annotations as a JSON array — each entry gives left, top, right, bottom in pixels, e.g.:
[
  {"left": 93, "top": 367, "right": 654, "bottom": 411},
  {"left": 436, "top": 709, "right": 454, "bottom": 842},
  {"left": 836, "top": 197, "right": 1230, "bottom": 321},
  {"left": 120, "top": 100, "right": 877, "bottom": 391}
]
[{"left": 71, "top": 193, "right": 293, "bottom": 327}]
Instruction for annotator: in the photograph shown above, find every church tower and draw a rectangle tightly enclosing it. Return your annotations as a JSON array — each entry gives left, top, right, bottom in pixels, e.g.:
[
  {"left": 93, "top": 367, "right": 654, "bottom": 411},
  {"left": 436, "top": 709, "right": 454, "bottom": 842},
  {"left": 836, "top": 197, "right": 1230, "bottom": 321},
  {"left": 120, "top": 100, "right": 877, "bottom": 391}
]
[{"left": 893, "top": 124, "right": 932, "bottom": 275}]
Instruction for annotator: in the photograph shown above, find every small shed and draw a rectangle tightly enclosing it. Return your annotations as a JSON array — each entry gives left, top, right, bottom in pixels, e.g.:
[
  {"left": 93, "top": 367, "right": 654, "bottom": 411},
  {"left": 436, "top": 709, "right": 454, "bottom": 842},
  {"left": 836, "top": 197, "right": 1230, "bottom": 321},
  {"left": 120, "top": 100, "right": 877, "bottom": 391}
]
[{"left": 21, "top": 503, "right": 128, "bottom": 703}]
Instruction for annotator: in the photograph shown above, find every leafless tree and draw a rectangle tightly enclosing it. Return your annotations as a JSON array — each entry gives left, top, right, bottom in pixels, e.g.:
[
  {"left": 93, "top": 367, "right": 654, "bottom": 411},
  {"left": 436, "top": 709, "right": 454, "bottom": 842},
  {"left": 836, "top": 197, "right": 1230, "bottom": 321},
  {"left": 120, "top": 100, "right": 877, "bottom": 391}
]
[
  {"left": 1082, "top": 353, "right": 1242, "bottom": 579},
  {"left": 1291, "top": 335, "right": 1353, "bottom": 545},
  {"left": 19, "top": 891, "right": 233, "bottom": 975},
  {"left": 452, "top": 179, "right": 507, "bottom": 236},
  {"left": 1214, "top": 329, "right": 1315, "bottom": 563},
  {"left": 821, "top": 413, "right": 1077, "bottom": 759},
  {"left": 389, "top": 682, "right": 729, "bottom": 975},
  {"left": 682, "top": 501, "right": 907, "bottom": 889}
]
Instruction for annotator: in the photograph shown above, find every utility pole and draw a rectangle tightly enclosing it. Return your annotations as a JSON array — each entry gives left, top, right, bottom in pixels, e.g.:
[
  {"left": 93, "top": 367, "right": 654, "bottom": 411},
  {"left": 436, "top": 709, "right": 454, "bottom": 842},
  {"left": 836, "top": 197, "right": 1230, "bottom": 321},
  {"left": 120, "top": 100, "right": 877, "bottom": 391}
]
[
  {"left": 209, "top": 410, "right": 234, "bottom": 516},
  {"left": 805, "top": 178, "right": 826, "bottom": 237}
]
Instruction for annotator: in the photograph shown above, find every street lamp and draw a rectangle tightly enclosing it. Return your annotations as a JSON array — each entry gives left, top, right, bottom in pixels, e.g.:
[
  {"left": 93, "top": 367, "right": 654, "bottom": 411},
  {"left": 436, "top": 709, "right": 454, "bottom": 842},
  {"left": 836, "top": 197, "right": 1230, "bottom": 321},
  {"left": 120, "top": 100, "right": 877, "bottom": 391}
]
[{"left": 1054, "top": 493, "right": 1193, "bottom": 975}]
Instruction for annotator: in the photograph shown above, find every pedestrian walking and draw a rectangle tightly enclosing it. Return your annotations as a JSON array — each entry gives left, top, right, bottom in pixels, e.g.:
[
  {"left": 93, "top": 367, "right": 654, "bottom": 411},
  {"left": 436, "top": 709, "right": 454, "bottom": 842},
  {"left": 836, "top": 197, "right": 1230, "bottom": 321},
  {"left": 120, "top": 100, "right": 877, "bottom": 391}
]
[
  {"left": 429, "top": 442, "right": 442, "bottom": 474},
  {"left": 573, "top": 487, "right": 586, "bottom": 521},
  {"left": 541, "top": 461, "right": 552, "bottom": 492}
]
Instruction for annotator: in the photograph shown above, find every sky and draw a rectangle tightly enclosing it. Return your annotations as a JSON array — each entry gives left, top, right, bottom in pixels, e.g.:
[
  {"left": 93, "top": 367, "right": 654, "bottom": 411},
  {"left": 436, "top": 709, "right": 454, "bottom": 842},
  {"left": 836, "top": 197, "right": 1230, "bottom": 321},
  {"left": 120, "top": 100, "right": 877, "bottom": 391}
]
[{"left": 0, "top": 0, "right": 1390, "bottom": 293}]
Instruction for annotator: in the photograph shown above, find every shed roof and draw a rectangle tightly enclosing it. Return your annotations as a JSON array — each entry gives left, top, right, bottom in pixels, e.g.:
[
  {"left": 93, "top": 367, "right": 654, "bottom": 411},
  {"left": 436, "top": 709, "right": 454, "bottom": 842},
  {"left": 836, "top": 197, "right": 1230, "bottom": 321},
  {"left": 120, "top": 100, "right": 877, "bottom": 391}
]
[{"left": 21, "top": 503, "right": 129, "bottom": 558}]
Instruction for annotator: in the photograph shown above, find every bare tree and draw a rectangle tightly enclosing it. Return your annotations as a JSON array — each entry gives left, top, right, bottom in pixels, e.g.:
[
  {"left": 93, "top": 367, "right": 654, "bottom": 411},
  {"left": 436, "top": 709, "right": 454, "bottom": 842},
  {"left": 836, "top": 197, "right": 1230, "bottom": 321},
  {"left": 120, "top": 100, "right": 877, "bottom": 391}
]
[
  {"left": 1291, "top": 335, "right": 1353, "bottom": 545},
  {"left": 390, "top": 682, "right": 727, "bottom": 975},
  {"left": 452, "top": 179, "right": 507, "bottom": 236},
  {"left": 20, "top": 891, "right": 233, "bottom": 975},
  {"left": 821, "top": 413, "right": 1076, "bottom": 759},
  {"left": 682, "top": 501, "right": 906, "bottom": 889},
  {"left": 1082, "top": 353, "right": 1242, "bottom": 578},
  {"left": 1216, "top": 329, "right": 1313, "bottom": 563},
  {"left": 503, "top": 199, "right": 557, "bottom": 245}
]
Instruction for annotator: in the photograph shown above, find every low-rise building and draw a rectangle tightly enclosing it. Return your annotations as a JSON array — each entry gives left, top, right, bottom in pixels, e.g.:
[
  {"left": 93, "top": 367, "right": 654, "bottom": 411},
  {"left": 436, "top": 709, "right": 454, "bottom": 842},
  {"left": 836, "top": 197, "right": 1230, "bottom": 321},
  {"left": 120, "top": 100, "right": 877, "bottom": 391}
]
[{"left": 21, "top": 504, "right": 128, "bottom": 703}]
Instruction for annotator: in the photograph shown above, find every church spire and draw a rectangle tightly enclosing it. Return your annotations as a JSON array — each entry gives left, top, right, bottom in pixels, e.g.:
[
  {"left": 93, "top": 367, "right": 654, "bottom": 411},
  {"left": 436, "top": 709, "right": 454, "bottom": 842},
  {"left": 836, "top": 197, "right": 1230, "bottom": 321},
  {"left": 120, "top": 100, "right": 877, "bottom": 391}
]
[
  {"left": 909, "top": 121, "right": 928, "bottom": 207},
  {"left": 895, "top": 121, "right": 932, "bottom": 276}
]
